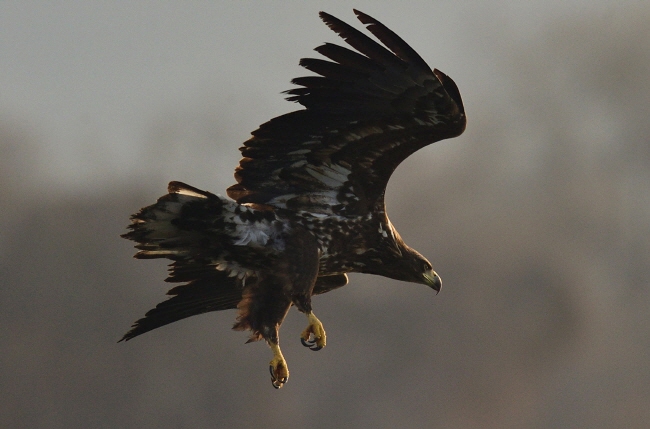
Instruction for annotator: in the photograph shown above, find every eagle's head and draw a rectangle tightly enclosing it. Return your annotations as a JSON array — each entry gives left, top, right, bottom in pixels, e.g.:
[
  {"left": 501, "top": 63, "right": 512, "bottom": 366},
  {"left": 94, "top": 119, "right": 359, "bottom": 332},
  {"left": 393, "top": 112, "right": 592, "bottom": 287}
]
[
  {"left": 398, "top": 246, "right": 441, "bottom": 292},
  {"left": 372, "top": 243, "right": 441, "bottom": 293}
]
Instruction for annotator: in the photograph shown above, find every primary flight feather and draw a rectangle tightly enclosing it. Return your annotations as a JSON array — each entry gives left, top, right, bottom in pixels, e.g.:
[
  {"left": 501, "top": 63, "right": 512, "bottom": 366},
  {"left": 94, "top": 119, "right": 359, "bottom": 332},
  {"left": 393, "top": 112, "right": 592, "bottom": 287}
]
[{"left": 121, "top": 9, "right": 466, "bottom": 389}]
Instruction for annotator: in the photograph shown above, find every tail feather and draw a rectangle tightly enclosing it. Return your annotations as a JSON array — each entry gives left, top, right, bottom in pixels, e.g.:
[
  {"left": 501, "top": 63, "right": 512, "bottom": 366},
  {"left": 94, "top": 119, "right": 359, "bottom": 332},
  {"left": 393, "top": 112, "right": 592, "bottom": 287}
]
[
  {"left": 122, "top": 182, "right": 230, "bottom": 261},
  {"left": 121, "top": 182, "right": 246, "bottom": 340},
  {"left": 122, "top": 181, "right": 281, "bottom": 270}
]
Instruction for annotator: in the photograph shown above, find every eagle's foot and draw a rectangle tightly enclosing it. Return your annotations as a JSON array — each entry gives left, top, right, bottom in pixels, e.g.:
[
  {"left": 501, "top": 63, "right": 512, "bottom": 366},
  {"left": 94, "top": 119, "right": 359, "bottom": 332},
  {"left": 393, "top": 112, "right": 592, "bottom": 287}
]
[
  {"left": 269, "top": 343, "right": 289, "bottom": 389},
  {"left": 300, "top": 312, "right": 326, "bottom": 351}
]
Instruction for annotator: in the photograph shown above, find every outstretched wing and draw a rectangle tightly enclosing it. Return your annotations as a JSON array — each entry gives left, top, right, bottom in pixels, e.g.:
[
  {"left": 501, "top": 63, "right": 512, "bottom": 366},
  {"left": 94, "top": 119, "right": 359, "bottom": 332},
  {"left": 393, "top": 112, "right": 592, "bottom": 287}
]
[
  {"left": 120, "top": 269, "right": 349, "bottom": 341},
  {"left": 119, "top": 268, "right": 244, "bottom": 342},
  {"left": 227, "top": 9, "right": 466, "bottom": 216}
]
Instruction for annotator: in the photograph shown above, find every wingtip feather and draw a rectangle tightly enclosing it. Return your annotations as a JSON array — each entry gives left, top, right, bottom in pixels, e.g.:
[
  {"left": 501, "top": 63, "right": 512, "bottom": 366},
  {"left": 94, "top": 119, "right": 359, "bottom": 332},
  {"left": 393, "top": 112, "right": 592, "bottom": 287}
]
[{"left": 353, "top": 9, "right": 371, "bottom": 23}]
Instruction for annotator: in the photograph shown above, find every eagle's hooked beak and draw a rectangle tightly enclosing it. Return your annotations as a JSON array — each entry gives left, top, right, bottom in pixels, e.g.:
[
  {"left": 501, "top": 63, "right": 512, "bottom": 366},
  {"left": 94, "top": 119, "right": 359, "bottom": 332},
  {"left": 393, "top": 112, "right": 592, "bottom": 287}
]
[{"left": 423, "top": 270, "right": 442, "bottom": 293}]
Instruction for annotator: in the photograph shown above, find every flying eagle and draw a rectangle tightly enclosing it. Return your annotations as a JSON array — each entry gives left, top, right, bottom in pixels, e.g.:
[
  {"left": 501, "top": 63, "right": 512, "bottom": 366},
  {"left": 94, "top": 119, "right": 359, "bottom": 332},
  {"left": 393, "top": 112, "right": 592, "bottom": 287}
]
[{"left": 121, "top": 9, "right": 466, "bottom": 389}]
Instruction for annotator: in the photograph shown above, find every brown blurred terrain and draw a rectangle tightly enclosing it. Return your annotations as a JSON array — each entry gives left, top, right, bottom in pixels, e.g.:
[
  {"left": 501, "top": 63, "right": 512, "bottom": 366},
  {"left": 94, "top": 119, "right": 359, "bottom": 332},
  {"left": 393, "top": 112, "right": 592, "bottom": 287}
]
[{"left": 1, "top": 7, "right": 649, "bottom": 429}]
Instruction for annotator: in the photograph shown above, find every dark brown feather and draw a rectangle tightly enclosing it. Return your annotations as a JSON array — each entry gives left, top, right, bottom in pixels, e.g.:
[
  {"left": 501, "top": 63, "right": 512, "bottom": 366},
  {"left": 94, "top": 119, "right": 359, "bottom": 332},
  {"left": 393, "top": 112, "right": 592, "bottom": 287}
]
[
  {"left": 227, "top": 10, "right": 466, "bottom": 216},
  {"left": 119, "top": 272, "right": 243, "bottom": 342}
]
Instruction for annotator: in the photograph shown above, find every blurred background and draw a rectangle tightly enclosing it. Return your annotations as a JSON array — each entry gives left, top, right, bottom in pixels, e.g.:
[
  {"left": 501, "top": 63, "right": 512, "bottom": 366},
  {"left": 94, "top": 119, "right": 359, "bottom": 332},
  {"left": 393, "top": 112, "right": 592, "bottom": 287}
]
[{"left": 1, "top": 1, "right": 649, "bottom": 427}]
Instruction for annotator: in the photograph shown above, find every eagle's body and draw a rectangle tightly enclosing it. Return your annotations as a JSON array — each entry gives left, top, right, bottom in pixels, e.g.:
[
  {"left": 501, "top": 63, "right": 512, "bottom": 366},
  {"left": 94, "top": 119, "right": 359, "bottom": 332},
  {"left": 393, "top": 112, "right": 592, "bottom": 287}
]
[{"left": 121, "top": 10, "right": 465, "bottom": 388}]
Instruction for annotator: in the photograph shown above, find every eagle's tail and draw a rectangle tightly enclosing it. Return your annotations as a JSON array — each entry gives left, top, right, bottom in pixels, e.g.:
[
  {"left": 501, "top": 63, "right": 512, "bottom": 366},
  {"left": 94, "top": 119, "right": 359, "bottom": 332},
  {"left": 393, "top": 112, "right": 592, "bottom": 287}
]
[
  {"left": 120, "top": 181, "right": 277, "bottom": 341},
  {"left": 122, "top": 181, "right": 280, "bottom": 270},
  {"left": 122, "top": 181, "right": 231, "bottom": 262}
]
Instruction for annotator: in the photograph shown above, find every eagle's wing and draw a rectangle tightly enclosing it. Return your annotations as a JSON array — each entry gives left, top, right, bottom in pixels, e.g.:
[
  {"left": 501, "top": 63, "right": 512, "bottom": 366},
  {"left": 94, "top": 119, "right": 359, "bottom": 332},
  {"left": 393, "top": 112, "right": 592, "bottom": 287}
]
[
  {"left": 227, "top": 10, "right": 466, "bottom": 216},
  {"left": 119, "top": 267, "right": 243, "bottom": 342},
  {"left": 119, "top": 268, "right": 349, "bottom": 341}
]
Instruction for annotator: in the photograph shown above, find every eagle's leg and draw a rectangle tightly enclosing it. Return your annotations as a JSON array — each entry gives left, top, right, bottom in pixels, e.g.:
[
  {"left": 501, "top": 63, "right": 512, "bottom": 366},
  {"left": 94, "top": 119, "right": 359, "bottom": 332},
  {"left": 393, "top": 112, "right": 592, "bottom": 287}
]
[
  {"left": 268, "top": 339, "right": 289, "bottom": 389},
  {"left": 234, "top": 273, "right": 293, "bottom": 389},
  {"left": 300, "top": 311, "right": 326, "bottom": 351},
  {"left": 278, "top": 225, "right": 325, "bottom": 351}
]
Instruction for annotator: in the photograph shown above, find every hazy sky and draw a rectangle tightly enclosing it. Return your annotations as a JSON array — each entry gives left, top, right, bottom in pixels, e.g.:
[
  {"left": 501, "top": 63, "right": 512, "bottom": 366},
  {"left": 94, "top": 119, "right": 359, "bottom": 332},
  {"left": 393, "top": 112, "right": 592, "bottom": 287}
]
[{"left": 0, "top": 1, "right": 630, "bottom": 192}]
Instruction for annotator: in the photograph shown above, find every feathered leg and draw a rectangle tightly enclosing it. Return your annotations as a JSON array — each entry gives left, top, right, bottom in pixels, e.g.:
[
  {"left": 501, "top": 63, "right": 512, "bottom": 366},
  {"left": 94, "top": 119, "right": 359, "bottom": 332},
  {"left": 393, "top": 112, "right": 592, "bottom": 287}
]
[
  {"left": 233, "top": 273, "right": 293, "bottom": 388},
  {"left": 234, "top": 224, "right": 322, "bottom": 388},
  {"left": 277, "top": 225, "right": 327, "bottom": 352},
  {"left": 301, "top": 273, "right": 349, "bottom": 349}
]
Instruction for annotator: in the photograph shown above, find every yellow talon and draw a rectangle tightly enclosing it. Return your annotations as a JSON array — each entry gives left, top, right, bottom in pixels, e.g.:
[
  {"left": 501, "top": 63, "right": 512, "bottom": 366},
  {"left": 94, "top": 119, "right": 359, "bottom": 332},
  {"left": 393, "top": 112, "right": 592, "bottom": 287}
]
[
  {"left": 269, "top": 342, "right": 289, "bottom": 389},
  {"left": 300, "top": 312, "right": 326, "bottom": 351}
]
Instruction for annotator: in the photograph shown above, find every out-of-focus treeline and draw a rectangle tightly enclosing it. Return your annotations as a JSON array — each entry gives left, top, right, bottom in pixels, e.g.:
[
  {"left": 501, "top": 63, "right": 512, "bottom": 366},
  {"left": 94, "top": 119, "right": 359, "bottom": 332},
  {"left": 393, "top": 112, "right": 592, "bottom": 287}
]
[{"left": 1, "top": 8, "right": 648, "bottom": 429}]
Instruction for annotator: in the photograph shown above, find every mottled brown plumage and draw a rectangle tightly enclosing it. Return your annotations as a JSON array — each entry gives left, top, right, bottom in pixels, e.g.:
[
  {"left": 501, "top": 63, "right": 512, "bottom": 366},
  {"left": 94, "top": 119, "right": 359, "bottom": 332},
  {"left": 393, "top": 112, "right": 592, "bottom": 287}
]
[{"left": 121, "top": 9, "right": 465, "bottom": 388}]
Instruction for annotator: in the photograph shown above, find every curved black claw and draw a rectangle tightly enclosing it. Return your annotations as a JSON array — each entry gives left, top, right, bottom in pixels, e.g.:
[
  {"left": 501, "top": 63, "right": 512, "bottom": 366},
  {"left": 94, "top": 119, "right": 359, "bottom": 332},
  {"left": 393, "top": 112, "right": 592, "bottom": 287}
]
[
  {"left": 301, "top": 336, "right": 323, "bottom": 351},
  {"left": 269, "top": 364, "right": 287, "bottom": 389}
]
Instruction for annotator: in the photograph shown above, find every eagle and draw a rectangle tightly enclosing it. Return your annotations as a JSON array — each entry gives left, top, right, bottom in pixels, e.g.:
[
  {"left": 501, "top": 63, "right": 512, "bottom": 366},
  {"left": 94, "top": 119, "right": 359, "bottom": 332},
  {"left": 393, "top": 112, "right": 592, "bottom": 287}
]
[{"left": 121, "top": 9, "right": 465, "bottom": 389}]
